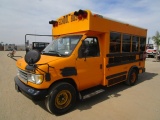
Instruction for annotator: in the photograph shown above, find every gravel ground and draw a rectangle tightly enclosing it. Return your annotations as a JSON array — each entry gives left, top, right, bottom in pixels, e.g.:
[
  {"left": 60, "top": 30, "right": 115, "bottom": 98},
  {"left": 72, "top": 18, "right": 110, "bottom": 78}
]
[{"left": 0, "top": 51, "right": 160, "bottom": 120}]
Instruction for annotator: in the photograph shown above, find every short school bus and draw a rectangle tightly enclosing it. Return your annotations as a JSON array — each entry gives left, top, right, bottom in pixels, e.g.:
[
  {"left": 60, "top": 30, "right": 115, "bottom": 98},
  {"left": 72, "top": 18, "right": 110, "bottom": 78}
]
[{"left": 15, "top": 9, "right": 147, "bottom": 115}]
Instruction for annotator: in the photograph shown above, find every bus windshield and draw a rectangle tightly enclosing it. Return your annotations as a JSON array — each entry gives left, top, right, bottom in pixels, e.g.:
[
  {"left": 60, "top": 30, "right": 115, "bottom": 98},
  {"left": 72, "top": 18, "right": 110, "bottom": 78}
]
[{"left": 42, "top": 35, "right": 82, "bottom": 56}]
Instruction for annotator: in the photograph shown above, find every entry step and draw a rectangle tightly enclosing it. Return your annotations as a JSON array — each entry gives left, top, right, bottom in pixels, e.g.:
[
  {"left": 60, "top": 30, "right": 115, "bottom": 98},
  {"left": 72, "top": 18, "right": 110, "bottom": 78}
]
[{"left": 80, "top": 86, "right": 106, "bottom": 100}]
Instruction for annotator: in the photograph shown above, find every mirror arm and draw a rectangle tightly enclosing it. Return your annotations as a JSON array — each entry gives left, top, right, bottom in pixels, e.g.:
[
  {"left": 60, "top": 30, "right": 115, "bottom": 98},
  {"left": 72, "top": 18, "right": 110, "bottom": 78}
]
[{"left": 7, "top": 51, "right": 22, "bottom": 61}]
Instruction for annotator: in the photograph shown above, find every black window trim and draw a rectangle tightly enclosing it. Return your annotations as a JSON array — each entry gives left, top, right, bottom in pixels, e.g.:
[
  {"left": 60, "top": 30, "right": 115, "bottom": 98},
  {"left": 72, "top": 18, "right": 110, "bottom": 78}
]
[
  {"left": 110, "top": 31, "right": 146, "bottom": 53},
  {"left": 78, "top": 36, "right": 100, "bottom": 58}
]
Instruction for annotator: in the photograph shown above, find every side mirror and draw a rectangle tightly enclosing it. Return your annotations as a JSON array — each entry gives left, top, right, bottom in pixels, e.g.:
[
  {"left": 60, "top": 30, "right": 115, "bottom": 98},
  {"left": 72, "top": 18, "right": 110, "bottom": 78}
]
[
  {"left": 25, "top": 50, "right": 41, "bottom": 65},
  {"left": 82, "top": 40, "right": 89, "bottom": 48},
  {"left": 82, "top": 40, "right": 89, "bottom": 55}
]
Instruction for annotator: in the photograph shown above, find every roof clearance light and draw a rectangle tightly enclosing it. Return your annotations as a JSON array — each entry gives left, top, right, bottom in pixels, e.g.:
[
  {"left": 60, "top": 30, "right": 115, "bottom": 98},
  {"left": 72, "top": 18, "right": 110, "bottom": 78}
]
[
  {"left": 74, "top": 9, "right": 88, "bottom": 20},
  {"left": 74, "top": 11, "right": 79, "bottom": 16},
  {"left": 53, "top": 22, "right": 58, "bottom": 27},
  {"left": 79, "top": 9, "right": 87, "bottom": 18},
  {"left": 78, "top": 14, "right": 83, "bottom": 20},
  {"left": 82, "top": 12, "right": 87, "bottom": 18},
  {"left": 49, "top": 20, "right": 58, "bottom": 27}
]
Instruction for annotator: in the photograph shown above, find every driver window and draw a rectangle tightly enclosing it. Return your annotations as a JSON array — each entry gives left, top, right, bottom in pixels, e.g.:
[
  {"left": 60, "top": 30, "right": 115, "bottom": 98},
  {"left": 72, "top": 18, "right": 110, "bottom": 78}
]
[{"left": 79, "top": 37, "right": 100, "bottom": 58}]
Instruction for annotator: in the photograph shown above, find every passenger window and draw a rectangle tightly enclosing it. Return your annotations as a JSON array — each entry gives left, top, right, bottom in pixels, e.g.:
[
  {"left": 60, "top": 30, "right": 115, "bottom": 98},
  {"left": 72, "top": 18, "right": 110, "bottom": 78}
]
[
  {"left": 110, "top": 32, "right": 121, "bottom": 53},
  {"left": 122, "top": 34, "right": 131, "bottom": 52},
  {"left": 132, "top": 36, "right": 139, "bottom": 52},
  {"left": 140, "top": 37, "right": 146, "bottom": 51},
  {"left": 78, "top": 37, "right": 100, "bottom": 58}
]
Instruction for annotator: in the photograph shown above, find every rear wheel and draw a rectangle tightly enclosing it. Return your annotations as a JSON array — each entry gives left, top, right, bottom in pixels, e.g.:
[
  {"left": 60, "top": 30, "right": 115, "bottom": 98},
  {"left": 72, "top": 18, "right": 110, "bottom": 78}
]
[
  {"left": 126, "top": 69, "right": 138, "bottom": 86},
  {"left": 45, "top": 82, "right": 77, "bottom": 115}
]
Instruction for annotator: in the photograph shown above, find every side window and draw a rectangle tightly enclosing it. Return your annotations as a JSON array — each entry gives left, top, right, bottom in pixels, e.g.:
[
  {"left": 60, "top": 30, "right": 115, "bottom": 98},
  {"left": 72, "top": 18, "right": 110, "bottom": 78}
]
[
  {"left": 132, "top": 36, "right": 139, "bottom": 52},
  {"left": 110, "top": 32, "right": 121, "bottom": 53},
  {"left": 78, "top": 37, "right": 100, "bottom": 58},
  {"left": 140, "top": 37, "right": 146, "bottom": 51},
  {"left": 122, "top": 34, "right": 131, "bottom": 52}
]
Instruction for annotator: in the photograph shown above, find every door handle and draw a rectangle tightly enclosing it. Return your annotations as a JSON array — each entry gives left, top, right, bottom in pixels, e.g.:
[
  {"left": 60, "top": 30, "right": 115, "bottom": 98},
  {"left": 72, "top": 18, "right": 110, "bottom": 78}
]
[{"left": 100, "top": 64, "right": 102, "bottom": 69}]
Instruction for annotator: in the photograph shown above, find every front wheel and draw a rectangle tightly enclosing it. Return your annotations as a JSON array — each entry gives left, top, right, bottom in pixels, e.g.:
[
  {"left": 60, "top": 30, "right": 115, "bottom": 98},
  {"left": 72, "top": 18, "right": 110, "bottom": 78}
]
[
  {"left": 125, "top": 69, "right": 138, "bottom": 86},
  {"left": 45, "top": 82, "right": 77, "bottom": 115}
]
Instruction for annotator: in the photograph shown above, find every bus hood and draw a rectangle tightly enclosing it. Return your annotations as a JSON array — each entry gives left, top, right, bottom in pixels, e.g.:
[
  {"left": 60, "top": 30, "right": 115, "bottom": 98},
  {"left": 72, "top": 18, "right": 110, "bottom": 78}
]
[
  {"left": 37, "top": 55, "right": 61, "bottom": 64},
  {"left": 16, "top": 55, "right": 61, "bottom": 70}
]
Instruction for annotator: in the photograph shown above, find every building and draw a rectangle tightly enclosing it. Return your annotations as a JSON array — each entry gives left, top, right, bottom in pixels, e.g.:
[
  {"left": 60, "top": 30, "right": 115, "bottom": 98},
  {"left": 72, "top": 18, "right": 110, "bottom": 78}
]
[
  {"left": 4, "top": 44, "right": 25, "bottom": 51},
  {"left": 0, "top": 44, "right": 4, "bottom": 51},
  {"left": 4, "top": 44, "right": 16, "bottom": 51}
]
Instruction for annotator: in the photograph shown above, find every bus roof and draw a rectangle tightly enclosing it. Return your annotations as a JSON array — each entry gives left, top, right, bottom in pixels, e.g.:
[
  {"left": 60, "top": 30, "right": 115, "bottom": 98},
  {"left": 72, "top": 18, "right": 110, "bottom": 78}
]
[
  {"left": 50, "top": 10, "right": 147, "bottom": 37},
  {"left": 92, "top": 12, "right": 146, "bottom": 30}
]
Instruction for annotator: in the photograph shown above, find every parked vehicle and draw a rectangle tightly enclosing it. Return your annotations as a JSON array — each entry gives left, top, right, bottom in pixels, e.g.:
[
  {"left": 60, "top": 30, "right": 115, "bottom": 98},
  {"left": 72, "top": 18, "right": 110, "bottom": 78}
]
[
  {"left": 25, "top": 34, "right": 50, "bottom": 53},
  {"left": 32, "top": 42, "right": 49, "bottom": 52},
  {"left": 157, "top": 50, "right": 160, "bottom": 60},
  {"left": 146, "top": 49, "right": 156, "bottom": 58}
]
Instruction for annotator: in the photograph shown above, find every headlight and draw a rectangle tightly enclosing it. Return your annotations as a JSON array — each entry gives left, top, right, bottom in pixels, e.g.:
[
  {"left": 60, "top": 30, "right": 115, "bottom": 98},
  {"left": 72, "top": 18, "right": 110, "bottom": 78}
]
[
  {"left": 28, "top": 74, "right": 43, "bottom": 84},
  {"left": 17, "top": 69, "right": 20, "bottom": 76}
]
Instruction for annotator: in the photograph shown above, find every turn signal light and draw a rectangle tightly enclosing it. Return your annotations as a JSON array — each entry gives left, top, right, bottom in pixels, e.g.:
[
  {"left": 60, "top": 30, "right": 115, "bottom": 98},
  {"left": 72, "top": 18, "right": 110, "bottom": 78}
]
[
  {"left": 49, "top": 20, "right": 58, "bottom": 27},
  {"left": 74, "top": 9, "right": 88, "bottom": 20}
]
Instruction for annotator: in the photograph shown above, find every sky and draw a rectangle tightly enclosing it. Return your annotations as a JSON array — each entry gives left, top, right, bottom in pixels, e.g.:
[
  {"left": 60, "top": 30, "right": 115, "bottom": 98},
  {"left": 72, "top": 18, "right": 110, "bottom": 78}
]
[{"left": 0, "top": 0, "right": 159, "bottom": 45}]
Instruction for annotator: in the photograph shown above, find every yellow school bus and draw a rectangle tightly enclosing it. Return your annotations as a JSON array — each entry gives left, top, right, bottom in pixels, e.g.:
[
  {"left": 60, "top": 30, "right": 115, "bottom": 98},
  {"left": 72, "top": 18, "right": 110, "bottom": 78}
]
[{"left": 14, "top": 9, "right": 147, "bottom": 115}]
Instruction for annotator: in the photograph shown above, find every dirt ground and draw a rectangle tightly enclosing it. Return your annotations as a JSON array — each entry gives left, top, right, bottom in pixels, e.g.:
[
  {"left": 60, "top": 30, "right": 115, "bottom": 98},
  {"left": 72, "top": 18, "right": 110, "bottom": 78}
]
[{"left": 0, "top": 51, "right": 160, "bottom": 120}]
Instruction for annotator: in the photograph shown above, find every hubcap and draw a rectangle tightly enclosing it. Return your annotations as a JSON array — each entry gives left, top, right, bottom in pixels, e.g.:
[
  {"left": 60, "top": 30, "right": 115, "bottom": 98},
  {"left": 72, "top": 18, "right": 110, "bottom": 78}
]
[{"left": 55, "top": 90, "right": 72, "bottom": 109}]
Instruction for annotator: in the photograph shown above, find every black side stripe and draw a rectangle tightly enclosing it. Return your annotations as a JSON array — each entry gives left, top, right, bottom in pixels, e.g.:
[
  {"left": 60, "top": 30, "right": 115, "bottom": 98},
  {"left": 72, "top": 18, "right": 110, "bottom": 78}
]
[
  {"left": 106, "top": 60, "right": 139, "bottom": 68},
  {"left": 106, "top": 71, "right": 127, "bottom": 79},
  {"left": 106, "top": 52, "right": 143, "bottom": 57}
]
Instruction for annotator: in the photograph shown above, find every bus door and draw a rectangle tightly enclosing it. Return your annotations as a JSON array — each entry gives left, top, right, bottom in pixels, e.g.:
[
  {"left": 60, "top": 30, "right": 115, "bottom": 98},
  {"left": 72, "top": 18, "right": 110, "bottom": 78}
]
[{"left": 76, "top": 37, "right": 103, "bottom": 90}]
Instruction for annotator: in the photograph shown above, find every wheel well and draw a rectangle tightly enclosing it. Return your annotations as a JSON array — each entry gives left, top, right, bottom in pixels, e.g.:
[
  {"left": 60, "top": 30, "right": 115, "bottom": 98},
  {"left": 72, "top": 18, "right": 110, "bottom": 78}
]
[
  {"left": 129, "top": 66, "right": 139, "bottom": 74},
  {"left": 48, "top": 78, "right": 78, "bottom": 93}
]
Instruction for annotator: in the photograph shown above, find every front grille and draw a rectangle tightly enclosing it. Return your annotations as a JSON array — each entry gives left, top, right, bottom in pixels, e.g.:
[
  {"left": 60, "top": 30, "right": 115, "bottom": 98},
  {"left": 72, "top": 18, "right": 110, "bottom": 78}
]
[{"left": 18, "top": 69, "right": 28, "bottom": 83}]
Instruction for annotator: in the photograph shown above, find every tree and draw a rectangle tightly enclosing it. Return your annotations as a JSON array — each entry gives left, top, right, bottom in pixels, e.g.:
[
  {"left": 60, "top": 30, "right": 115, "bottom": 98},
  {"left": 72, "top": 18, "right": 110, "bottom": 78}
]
[{"left": 152, "top": 31, "right": 160, "bottom": 61}]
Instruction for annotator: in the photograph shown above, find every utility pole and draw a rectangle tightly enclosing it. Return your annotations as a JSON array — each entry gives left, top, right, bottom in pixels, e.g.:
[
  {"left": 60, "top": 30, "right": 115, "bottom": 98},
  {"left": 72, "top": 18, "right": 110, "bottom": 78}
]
[{"left": 148, "top": 37, "right": 151, "bottom": 44}]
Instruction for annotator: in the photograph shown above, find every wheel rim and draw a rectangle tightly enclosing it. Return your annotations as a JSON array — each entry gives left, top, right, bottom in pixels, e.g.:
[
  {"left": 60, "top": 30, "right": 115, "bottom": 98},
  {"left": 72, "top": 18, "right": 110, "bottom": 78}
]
[
  {"left": 131, "top": 72, "right": 136, "bottom": 83},
  {"left": 55, "top": 90, "right": 72, "bottom": 109}
]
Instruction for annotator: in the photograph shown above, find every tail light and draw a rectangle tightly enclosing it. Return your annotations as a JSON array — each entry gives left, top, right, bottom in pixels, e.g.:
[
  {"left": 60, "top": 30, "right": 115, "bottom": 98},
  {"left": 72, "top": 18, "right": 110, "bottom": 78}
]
[
  {"left": 74, "top": 9, "right": 88, "bottom": 20},
  {"left": 49, "top": 20, "right": 58, "bottom": 27}
]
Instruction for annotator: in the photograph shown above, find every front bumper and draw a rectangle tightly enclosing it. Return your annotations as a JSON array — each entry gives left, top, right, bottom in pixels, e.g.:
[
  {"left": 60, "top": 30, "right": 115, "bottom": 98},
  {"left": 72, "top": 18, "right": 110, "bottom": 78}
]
[
  {"left": 139, "top": 67, "right": 145, "bottom": 73},
  {"left": 14, "top": 76, "right": 48, "bottom": 101}
]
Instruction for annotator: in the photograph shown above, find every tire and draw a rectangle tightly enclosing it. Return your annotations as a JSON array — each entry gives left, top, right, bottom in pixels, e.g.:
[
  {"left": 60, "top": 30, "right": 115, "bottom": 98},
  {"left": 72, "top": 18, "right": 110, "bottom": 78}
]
[
  {"left": 45, "top": 82, "right": 77, "bottom": 115},
  {"left": 125, "top": 69, "right": 138, "bottom": 86}
]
